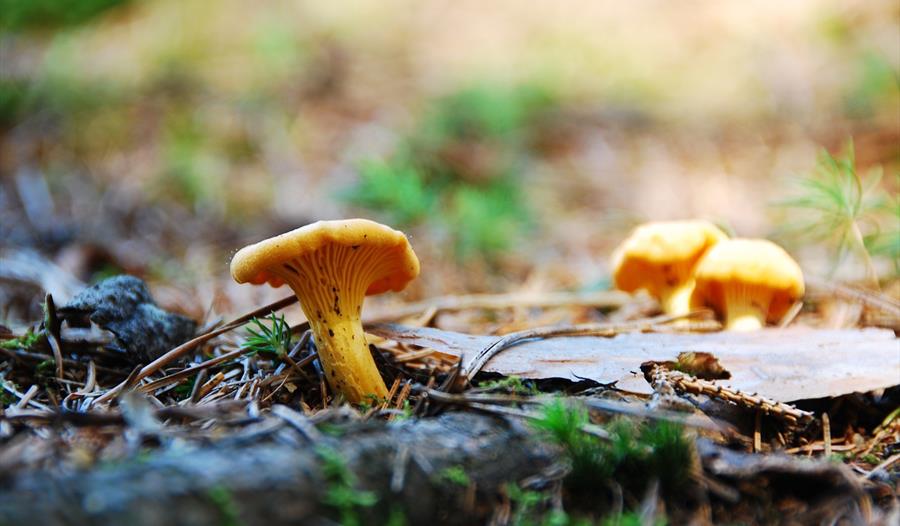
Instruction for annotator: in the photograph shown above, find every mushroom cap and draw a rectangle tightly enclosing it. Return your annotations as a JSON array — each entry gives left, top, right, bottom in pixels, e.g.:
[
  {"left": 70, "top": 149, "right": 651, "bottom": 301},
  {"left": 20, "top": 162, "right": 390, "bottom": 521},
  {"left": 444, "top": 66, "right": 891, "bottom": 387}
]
[
  {"left": 611, "top": 220, "right": 728, "bottom": 293},
  {"left": 690, "top": 238, "right": 805, "bottom": 322},
  {"left": 231, "top": 219, "right": 419, "bottom": 295}
]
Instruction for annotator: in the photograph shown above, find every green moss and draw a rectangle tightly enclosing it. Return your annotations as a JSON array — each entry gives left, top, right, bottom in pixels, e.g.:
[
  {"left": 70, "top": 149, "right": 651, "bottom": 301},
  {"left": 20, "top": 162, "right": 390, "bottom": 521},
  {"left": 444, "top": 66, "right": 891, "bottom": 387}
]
[
  {"left": 0, "top": 327, "right": 43, "bottom": 351},
  {"left": 316, "top": 446, "right": 378, "bottom": 526},
  {"left": 437, "top": 465, "right": 470, "bottom": 487},
  {"left": 392, "top": 400, "right": 414, "bottom": 421},
  {"left": 206, "top": 484, "right": 243, "bottom": 526},
  {"left": 476, "top": 375, "right": 539, "bottom": 396},
  {"left": 602, "top": 512, "right": 666, "bottom": 526},
  {"left": 531, "top": 400, "right": 692, "bottom": 511},
  {"left": 506, "top": 483, "right": 595, "bottom": 526}
]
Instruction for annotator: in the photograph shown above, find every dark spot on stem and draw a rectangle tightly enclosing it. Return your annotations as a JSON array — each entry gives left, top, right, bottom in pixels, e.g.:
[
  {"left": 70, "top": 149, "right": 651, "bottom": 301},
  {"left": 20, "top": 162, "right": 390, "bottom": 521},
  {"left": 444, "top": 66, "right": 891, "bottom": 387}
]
[{"left": 328, "top": 329, "right": 334, "bottom": 337}]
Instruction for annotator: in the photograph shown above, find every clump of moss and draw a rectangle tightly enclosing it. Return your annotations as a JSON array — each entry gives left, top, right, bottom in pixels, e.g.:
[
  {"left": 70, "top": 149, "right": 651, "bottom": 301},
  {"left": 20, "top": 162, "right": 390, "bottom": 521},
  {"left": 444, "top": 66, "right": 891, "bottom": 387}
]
[
  {"left": 476, "top": 375, "right": 539, "bottom": 396},
  {"left": 315, "top": 446, "right": 378, "bottom": 526},
  {"left": 437, "top": 465, "right": 471, "bottom": 487},
  {"left": 0, "top": 327, "right": 42, "bottom": 351},
  {"left": 531, "top": 399, "right": 693, "bottom": 518}
]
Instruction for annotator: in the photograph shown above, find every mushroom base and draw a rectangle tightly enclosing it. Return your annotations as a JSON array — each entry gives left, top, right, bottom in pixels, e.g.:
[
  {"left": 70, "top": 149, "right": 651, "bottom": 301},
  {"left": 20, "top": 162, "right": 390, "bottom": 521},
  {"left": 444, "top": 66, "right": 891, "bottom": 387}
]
[
  {"left": 659, "top": 281, "right": 695, "bottom": 316},
  {"left": 722, "top": 285, "right": 772, "bottom": 331}
]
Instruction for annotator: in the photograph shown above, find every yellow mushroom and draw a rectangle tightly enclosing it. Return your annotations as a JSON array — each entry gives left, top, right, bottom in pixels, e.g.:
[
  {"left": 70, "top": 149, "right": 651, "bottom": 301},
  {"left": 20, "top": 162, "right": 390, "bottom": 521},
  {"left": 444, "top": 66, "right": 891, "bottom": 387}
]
[
  {"left": 611, "top": 220, "right": 728, "bottom": 315},
  {"left": 690, "top": 239, "right": 804, "bottom": 331},
  {"left": 230, "top": 219, "right": 420, "bottom": 404}
]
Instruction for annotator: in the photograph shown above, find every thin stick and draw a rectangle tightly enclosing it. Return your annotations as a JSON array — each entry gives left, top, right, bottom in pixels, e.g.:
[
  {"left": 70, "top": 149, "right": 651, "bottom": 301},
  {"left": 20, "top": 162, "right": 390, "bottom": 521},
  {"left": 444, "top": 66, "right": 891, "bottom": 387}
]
[
  {"left": 753, "top": 410, "right": 762, "bottom": 453},
  {"left": 14, "top": 385, "right": 39, "bottom": 410},
  {"left": 95, "top": 295, "right": 297, "bottom": 404},
  {"left": 463, "top": 312, "right": 699, "bottom": 381},
  {"left": 366, "top": 290, "right": 633, "bottom": 322},
  {"left": 823, "top": 413, "right": 832, "bottom": 457},
  {"left": 139, "top": 349, "right": 244, "bottom": 393},
  {"left": 382, "top": 378, "right": 402, "bottom": 411},
  {"left": 806, "top": 277, "right": 900, "bottom": 317},
  {"left": 3, "top": 348, "right": 123, "bottom": 376},
  {"left": 1, "top": 380, "right": 50, "bottom": 411},
  {"left": 863, "top": 453, "right": 900, "bottom": 480},
  {"left": 44, "top": 294, "right": 64, "bottom": 381},
  {"left": 415, "top": 387, "right": 730, "bottom": 432}
]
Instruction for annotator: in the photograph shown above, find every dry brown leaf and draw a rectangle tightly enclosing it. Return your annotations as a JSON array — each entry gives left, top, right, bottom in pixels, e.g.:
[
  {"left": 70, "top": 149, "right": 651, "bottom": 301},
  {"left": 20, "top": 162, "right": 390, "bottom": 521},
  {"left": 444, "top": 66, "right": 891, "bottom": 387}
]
[{"left": 367, "top": 324, "right": 899, "bottom": 402}]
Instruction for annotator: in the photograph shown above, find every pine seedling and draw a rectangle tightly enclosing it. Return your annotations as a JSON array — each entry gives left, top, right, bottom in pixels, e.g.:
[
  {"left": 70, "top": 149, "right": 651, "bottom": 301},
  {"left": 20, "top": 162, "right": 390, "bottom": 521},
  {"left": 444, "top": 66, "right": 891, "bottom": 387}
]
[
  {"left": 241, "top": 312, "right": 292, "bottom": 357},
  {"left": 778, "top": 141, "right": 899, "bottom": 283}
]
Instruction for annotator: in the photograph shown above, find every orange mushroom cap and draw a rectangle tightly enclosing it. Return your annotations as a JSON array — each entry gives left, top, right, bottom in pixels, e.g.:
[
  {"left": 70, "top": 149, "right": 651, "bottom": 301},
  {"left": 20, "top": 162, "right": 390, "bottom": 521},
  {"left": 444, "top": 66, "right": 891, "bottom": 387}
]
[
  {"left": 231, "top": 219, "right": 419, "bottom": 295},
  {"left": 690, "top": 238, "right": 804, "bottom": 330},
  {"left": 611, "top": 220, "right": 728, "bottom": 315}
]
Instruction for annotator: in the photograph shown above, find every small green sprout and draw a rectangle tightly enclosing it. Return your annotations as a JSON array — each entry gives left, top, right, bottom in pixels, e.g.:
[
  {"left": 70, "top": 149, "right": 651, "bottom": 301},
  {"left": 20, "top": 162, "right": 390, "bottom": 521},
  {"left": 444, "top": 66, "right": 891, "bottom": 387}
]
[
  {"left": 0, "top": 327, "right": 42, "bottom": 350},
  {"left": 602, "top": 512, "right": 666, "bottom": 526},
  {"left": 393, "top": 399, "right": 414, "bottom": 421},
  {"left": 35, "top": 359, "right": 55, "bottom": 378},
  {"left": 172, "top": 376, "right": 198, "bottom": 399},
  {"left": 777, "top": 141, "right": 899, "bottom": 282},
  {"left": 438, "top": 465, "right": 470, "bottom": 487},
  {"left": 206, "top": 484, "right": 243, "bottom": 526},
  {"left": 357, "top": 394, "right": 390, "bottom": 412},
  {"left": 241, "top": 313, "right": 292, "bottom": 357}
]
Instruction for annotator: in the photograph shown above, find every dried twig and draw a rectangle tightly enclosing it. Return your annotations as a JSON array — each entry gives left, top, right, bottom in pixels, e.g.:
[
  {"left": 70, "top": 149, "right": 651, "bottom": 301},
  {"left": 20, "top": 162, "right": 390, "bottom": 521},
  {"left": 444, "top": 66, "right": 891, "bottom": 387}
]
[
  {"left": 44, "top": 294, "right": 64, "bottom": 381},
  {"left": 415, "top": 386, "right": 731, "bottom": 433},
  {"left": 643, "top": 363, "right": 814, "bottom": 426},
  {"left": 863, "top": 453, "right": 900, "bottom": 480},
  {"left": 96, "top": 295, "right": 297, "bottom": 404},
  {"left": 461, "top": 312, "right": 708, "bottom": 384},
  {"left": 807, "top": 277, "right": 900, "bottom": 319},
  {"left": 366, "top": 290, "right": 633, "bottom": 323}
]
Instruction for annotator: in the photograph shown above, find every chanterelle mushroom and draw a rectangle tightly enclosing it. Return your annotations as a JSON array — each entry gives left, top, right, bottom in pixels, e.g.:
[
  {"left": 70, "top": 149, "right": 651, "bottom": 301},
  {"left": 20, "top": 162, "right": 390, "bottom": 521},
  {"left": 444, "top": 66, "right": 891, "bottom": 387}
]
[
  {"left": 690, "top": 239, "right": 804, "bottom": 331},
  {"left": 231, "top": 219, "right": 420, "bottom": 403},
  {"left": 611, "top": 220, "right": 728, "bottom": 315}
]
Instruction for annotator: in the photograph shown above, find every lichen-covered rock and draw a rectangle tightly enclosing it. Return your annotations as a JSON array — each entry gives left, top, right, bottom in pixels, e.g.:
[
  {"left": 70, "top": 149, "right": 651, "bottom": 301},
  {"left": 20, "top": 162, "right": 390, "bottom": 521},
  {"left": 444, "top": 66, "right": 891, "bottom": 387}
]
[{"left": 59, "top": 275, "right": 196, "bottom": 364}]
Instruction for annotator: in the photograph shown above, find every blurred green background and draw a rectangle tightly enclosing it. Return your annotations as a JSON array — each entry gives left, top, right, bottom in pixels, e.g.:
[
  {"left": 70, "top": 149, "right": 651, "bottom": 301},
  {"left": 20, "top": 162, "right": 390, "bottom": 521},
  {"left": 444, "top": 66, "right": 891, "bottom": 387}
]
[{"left": 1, "top": 0, "right": 897, "bottom": 317}]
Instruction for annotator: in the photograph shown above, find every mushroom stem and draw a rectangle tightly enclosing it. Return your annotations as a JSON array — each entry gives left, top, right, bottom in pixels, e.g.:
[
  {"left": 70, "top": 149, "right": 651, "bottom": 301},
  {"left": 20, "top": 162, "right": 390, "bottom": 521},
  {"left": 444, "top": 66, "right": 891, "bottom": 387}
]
[
  {"left": 725, "top": 307, "right": 765, "bottom": 331},
  {"left": 305, "top": 313, "right": 388, "bottom": 404},
  {"left": 659, "top": 281, "right": 694, "bottom": 316},
  {"left": 722, "top": 285, "right": 771, "bottom": 331},
  {"left": 279, "top": 247, "right": 390, "bottom": 404}
]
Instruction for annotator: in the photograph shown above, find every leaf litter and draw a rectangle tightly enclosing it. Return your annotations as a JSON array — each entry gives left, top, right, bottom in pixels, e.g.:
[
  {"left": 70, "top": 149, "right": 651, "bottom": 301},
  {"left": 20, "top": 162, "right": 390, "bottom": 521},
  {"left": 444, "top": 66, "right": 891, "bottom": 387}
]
[{"left": 0, "top": 272, "right": 898, "bottom": 524}]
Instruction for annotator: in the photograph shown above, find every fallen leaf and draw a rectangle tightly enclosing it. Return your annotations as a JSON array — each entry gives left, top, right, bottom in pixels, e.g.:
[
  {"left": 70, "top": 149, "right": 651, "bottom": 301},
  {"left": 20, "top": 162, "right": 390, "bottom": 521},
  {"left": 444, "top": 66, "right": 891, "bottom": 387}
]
[{"left": 366, "top": 324, "right": 899, "bottom": 402}]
